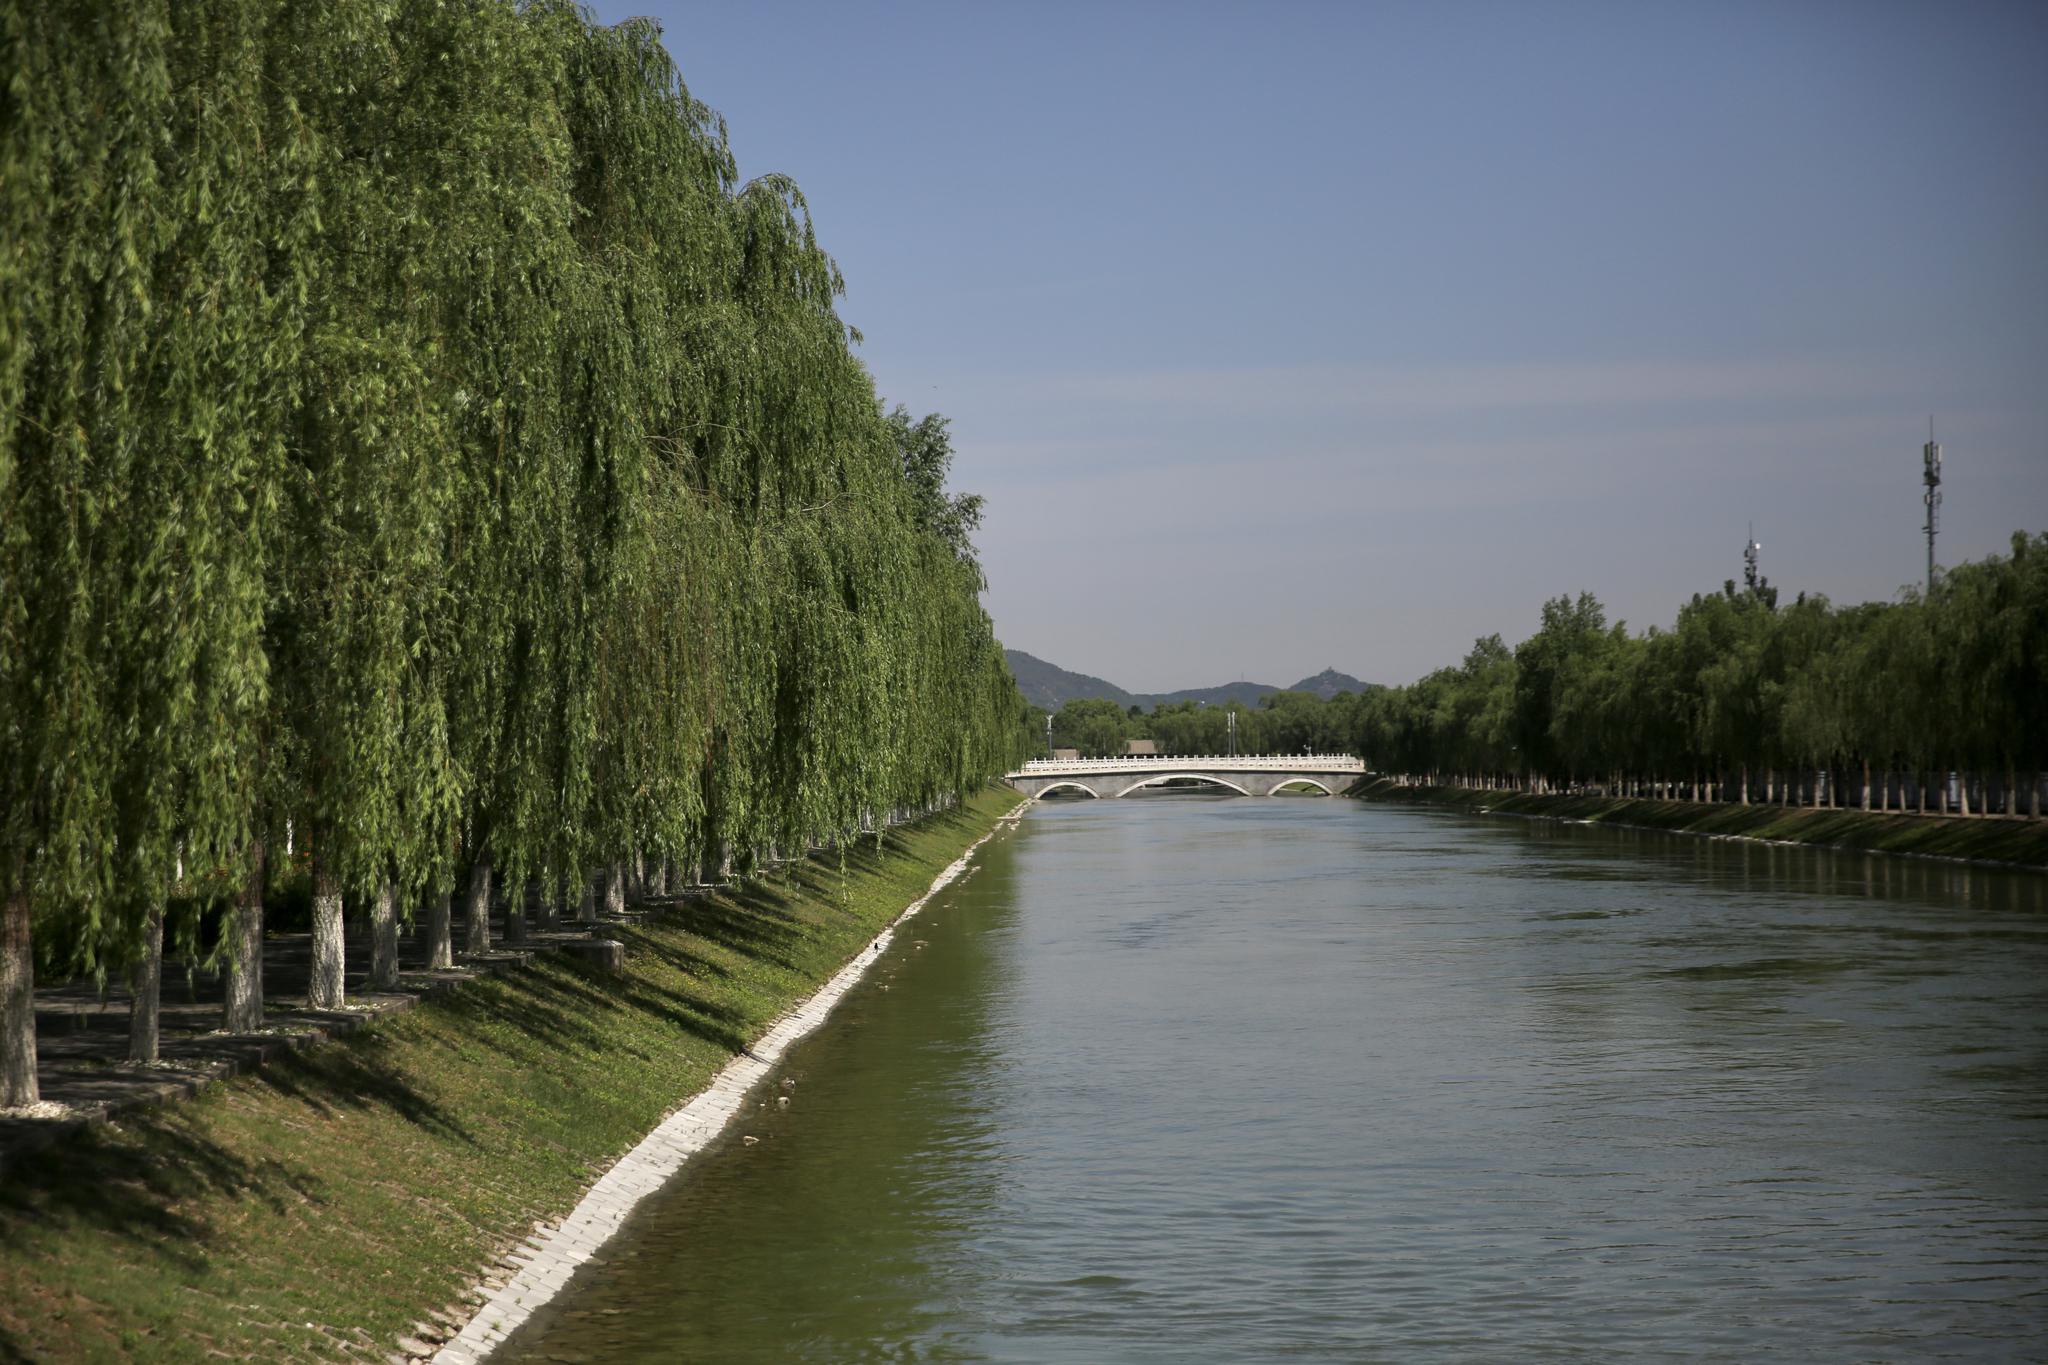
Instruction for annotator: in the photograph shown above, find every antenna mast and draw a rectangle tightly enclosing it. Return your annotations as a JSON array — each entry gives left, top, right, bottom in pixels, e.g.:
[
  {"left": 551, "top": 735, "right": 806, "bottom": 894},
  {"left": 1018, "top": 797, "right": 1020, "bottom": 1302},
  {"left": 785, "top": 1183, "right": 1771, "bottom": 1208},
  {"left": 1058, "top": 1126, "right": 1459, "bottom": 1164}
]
[
  {"left": 1922, "top": 418, "right": 1942, "bottom": 596},
  {"left": 1743, "top": 522, "right": 1761, "bottom": 594}
]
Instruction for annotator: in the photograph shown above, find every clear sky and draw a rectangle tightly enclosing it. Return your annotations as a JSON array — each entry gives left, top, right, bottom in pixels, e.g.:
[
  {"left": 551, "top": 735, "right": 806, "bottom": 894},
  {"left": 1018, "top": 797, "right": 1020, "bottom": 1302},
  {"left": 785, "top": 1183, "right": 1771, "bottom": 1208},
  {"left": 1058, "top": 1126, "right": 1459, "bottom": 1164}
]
[{"left": 590, "top": 0, "right": 2047, "bottom": 690}]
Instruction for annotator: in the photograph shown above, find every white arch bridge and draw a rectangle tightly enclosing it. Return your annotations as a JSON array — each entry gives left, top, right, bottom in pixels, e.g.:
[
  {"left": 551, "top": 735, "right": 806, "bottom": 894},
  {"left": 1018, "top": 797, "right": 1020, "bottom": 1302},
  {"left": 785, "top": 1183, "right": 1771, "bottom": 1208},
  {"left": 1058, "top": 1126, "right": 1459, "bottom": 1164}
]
[{"left": 1005, "top": 754, "right": 1366, "bottom": 800}]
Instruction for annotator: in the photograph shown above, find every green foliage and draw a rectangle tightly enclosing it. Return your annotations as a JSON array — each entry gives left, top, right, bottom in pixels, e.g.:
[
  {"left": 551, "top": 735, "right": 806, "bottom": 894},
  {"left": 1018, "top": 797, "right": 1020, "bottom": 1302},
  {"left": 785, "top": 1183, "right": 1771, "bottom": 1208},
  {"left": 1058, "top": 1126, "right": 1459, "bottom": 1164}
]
[
  {"left": 1049, "top": 688, "right": 1368, "bottom": 759},
  {"left": 0, "top": 1, "right": 1024, "bottom": 986},
  {"left": 1049, "top": 698, "right": 1133, "bottom": 757},
  {"left": 888, "top": 406, "right": 985, "bottom": 577},
  {"left": 1352, "top": 536, "right": 2048, "bottom": 806}
]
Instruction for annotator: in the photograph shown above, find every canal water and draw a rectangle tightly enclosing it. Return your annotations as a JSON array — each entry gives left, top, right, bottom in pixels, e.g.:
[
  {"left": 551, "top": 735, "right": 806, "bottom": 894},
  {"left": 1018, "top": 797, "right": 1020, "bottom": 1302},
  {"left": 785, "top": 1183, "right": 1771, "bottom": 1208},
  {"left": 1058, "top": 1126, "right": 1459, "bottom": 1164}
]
[{"left": 500, "top": 796, "right": 2048, "bottom": 1361}]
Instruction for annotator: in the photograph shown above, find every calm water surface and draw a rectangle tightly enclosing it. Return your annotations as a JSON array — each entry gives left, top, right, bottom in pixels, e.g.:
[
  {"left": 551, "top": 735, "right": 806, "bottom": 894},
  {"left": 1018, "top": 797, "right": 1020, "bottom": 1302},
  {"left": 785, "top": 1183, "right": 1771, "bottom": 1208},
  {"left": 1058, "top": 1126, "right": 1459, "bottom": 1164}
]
[{"left": 502, "top": 797, "right": 2048, "bottom": 1361}]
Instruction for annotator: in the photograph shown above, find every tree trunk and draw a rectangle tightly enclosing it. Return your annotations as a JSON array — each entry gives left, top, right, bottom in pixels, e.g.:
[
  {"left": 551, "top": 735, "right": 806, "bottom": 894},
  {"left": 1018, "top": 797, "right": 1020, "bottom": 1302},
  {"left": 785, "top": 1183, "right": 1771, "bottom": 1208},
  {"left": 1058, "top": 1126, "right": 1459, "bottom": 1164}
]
[
  {"left": 1862, "top": 760, "right": 1873, "bottom": 812},
  {"left": 1959, "top": 769, "right": 1972, "bottom": 817},
  {"left": 426, "top": 886, "right": 453, "bottom": 969},
  {"left": 464, "top": 853, "right": 492, "bottom": 955},
  {"left": 128, "top": 898, "right": 165, "bottom": 1063},
  {"left": 308, "top": 838, "right": 345, "bottom": 1010},
  {"left": 1740, "top": 764, "right": 1750, "bottom": 806},
  {"left": 222, "top": 838, "right": 267, "bottom": 1033},
  {"left": 502, "top": 878, "right": 528, "bottom": 945},
  {"left": 604, "top": 861, "right": 626, "bottom": 917},
  {"left": 577, "top": 873, "right": 597, "bottom": 925},
  {"left": 369, "top": 875, "right": 400, "bottom": 990},
  {"left": 2, "top": 877, "right": 37, "bottom": 1107}
]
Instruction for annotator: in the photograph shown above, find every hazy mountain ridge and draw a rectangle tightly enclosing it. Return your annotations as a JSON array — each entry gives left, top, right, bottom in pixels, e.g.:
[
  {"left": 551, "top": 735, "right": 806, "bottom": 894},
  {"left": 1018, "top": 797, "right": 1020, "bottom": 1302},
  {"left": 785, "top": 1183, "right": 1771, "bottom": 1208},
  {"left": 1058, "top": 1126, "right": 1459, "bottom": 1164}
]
[{"left": 1005, "top": 650, "right": 1370, "bottom": 711}]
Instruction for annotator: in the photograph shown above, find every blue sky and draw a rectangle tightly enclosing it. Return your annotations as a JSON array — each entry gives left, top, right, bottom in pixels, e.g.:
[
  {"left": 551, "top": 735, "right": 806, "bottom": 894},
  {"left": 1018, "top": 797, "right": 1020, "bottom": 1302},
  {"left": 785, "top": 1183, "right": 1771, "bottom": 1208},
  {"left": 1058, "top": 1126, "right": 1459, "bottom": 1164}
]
[{"left": 591, "top": 0, "right": 2047, "bottom": 689}]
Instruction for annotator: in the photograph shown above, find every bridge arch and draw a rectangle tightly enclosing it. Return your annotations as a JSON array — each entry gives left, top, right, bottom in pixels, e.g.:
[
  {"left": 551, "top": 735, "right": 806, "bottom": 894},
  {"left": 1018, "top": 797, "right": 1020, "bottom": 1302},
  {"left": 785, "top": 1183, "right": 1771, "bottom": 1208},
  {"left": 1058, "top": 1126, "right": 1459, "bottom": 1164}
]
[
  {"left": 1034, "top": 780, "right": 1102, "bottom": 800},
  {"left": 1114, "top": 773, "right": 1252, "bottom": 798},
  {"left": 1270, "top": 776, "right": 1337, "bottom": 796}
]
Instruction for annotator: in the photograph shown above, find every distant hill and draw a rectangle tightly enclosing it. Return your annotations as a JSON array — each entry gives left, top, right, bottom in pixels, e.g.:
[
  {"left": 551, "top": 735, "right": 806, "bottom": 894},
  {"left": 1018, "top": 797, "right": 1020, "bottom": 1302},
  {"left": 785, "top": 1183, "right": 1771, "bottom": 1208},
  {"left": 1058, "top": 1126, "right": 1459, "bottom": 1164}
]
[
  {"left": 1146, "top": 679, "right": 1282, "bottom": 709},
  {"left": 1289, "top": 667, "right": 1368, "bottom": 701},
  {"left": 1005, "top": 650, "right": 1138, "bottom": 711},
  {"left": 1004, "top": 650, "right": 1371, "bottom": 711}
]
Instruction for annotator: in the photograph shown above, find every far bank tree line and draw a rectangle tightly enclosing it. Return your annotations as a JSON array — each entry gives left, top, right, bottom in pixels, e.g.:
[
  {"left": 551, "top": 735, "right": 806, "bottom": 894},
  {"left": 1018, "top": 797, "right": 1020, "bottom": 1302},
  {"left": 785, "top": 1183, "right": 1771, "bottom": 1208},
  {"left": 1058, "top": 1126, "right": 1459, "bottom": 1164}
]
[
  {"left": 0, "top": 4, "right": 1026, "bottom": 1108},
  {"left": 1037, "top": 693, "right": 1362, "bottom": 760},
  {"left": 1360, "top": 533, "right": 2046, "bottom": 815},
  {"left": 1032, "top": 533, "right": 2046, "bottom": 819}
]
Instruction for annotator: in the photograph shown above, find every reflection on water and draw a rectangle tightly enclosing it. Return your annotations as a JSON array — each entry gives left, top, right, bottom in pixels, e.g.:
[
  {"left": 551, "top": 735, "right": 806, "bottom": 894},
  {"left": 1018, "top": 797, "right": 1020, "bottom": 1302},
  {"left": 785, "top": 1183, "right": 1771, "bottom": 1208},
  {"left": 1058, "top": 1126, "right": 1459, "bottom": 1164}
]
[{"left": 501, "top": 798, "right": 2048, "bottom": 1362}]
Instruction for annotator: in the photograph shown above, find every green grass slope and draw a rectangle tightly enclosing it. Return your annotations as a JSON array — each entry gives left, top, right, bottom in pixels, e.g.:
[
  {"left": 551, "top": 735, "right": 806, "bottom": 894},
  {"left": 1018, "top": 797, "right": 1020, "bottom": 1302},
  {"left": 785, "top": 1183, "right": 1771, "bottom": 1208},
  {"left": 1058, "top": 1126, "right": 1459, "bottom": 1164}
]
[{"left": 0, "top": 790, "right": 1021, "bottom": 1363}]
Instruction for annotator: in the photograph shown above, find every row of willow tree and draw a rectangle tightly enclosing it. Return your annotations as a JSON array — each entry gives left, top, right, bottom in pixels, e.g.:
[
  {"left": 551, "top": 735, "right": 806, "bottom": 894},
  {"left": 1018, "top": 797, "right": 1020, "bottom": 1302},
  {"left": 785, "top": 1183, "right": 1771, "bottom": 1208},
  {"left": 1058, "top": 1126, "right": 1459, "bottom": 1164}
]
[
  {"left": 1356, "top": 533, "right": 2048, "bottom": 815},
  {"left": 0, "top": 3, "right": 1027, "bottom": 1105}
]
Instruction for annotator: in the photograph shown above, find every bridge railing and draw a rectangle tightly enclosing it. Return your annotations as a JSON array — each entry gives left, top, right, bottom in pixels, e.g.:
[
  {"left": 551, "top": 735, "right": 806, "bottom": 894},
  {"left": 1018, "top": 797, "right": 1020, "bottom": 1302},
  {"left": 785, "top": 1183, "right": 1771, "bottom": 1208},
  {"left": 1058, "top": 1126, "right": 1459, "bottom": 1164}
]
[{"left": 1011, "top": 753, "right": 1365, "bottom": 775}]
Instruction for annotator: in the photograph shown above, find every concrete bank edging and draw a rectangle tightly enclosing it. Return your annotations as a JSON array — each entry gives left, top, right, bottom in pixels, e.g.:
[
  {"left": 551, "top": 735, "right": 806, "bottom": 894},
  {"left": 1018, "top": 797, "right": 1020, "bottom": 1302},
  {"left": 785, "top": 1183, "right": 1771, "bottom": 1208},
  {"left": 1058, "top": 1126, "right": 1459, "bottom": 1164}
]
[{"left": 432, "top": 799, "right": 1033, "bottom": 1365}]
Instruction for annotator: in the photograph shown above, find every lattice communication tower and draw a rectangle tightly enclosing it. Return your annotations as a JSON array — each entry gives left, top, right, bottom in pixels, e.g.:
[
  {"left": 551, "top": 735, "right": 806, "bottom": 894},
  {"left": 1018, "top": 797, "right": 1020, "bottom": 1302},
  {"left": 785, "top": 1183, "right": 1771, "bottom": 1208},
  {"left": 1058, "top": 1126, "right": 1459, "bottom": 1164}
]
[{"left": 1922, "top": 420, "right": 1942, "bottom": 596}]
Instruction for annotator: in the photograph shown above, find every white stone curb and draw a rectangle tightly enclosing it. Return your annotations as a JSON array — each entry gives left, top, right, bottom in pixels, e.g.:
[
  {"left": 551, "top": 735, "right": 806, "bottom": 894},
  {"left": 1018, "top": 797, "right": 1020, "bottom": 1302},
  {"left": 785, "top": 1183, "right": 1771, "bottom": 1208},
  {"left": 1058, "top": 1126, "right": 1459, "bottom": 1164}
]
[{"left": 432, "top": 801, "right": 1031, "bottom": 1364}]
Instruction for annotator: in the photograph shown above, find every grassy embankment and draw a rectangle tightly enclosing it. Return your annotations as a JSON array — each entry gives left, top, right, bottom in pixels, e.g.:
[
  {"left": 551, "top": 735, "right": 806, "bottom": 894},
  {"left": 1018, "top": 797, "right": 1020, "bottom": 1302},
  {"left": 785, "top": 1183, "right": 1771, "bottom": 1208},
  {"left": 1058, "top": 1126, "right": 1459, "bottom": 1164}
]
[
  {"left": 0, "top": 789, "right": 1022, "bottom": 1363},
  {"left": 1352, "top": 778, "right": 2048, "bottom": 868}
]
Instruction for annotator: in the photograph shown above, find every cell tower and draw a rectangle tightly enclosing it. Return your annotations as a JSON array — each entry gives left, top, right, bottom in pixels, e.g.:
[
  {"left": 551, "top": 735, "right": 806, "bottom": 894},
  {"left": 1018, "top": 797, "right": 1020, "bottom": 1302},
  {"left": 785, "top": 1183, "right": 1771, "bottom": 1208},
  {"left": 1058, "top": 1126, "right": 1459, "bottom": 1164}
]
[
  {"left": 1922, "top": 419, "right": 1942, "bottom": 596},
  {"left": 1743, "top": 523, "right": 1762, "bottom": 594}
]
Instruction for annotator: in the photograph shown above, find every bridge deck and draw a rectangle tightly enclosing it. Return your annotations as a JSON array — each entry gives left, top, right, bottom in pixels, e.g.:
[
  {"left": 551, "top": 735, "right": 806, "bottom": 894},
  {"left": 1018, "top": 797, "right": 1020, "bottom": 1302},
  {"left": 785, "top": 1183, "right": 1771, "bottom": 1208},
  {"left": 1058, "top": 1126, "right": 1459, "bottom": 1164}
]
[
  {"left": 1004, "top": 755, "right": 1365, "bottom": 797},
  {"left": 1007, "top": 753, "right": 1363, "bottom": 779}
]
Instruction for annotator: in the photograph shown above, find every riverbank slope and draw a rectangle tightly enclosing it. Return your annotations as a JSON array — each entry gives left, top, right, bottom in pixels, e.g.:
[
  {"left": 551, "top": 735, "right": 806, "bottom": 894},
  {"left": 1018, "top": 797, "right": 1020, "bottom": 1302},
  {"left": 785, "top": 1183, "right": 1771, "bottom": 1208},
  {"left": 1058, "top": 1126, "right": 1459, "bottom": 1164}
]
[
  {"left": 0, "top": 789, "right": 1021, "bottom": 1363},
  {"left": 1352, "top": 779, "right": 2048, "bottom": 869}
]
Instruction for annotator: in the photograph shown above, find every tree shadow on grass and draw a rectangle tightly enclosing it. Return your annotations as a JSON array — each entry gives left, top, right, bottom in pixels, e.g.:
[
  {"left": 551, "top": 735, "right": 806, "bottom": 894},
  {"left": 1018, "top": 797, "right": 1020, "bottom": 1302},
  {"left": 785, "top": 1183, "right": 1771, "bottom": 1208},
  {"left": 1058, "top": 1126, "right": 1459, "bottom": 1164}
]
[
  {"left": 603, "top": 976, "right": 752, "bottom": 1055},
  {"left": 0, "top": 1102, "right": 328, "bottom": 1277},
  {"left": 656, "top": 891, "right": 803, "bottom": 972},
  {"left": 642, "top": 813, "right": 980, "bottom": 972},
  {"left": 0, "top": 1018, "right": 475, "bottom": 1286},
  {"left": 458, "top": 951, "right": 759, "bottom": 1061},
  {"left": 432, "top": 965, "right": 619, "bottom": 1062},
  {"left": 256, "top": 1032, "right": 475, "bottom": 1147}
]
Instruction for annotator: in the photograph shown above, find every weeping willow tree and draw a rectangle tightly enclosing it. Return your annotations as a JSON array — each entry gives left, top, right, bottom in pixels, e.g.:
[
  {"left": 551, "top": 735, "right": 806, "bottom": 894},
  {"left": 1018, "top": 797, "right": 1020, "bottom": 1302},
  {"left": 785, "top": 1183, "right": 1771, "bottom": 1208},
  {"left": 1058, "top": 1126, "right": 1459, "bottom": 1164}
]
[
  {"left": 0, "top": 0, "right": 293, "bottom": 1095},
  {"left": 0, "top": 0, "right": 1027, "bottom": 1108}
]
